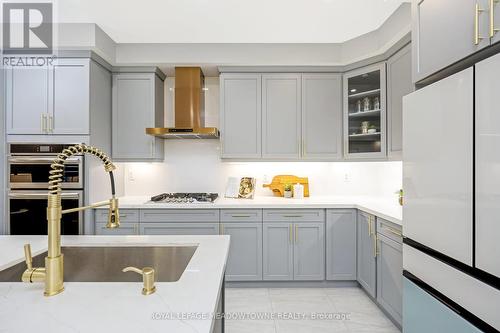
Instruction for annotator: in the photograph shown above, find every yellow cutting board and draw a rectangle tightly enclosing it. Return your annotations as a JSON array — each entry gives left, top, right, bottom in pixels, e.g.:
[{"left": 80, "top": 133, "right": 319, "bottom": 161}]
[{"left": 263, "top": 175, "right": 310, "bottom": 197}]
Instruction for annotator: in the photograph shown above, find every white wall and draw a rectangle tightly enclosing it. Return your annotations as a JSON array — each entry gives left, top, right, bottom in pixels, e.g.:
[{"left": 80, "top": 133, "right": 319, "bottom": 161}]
[{"left": 117, "top": 76, "right": 402, "bottom": 199}]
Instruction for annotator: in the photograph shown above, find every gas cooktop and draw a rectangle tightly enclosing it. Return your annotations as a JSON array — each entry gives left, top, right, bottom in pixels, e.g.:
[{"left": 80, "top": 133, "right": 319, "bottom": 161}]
[{"left": 150, "top": 193, "right": 219, "bottom": 203}]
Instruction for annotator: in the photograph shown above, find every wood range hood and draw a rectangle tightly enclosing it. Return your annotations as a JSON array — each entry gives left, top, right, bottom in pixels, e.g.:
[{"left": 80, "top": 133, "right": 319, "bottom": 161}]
[{"left": 146, "top": 67, "right": 219, "bottom": 139}]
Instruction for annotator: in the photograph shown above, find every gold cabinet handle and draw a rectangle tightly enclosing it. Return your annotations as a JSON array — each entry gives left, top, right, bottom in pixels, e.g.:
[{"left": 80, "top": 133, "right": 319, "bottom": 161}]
[
  {"left": 220, "top": 223, "right": 224, "bottom": 235},
  {"left": 41, "top": 114, "right": 47, "bottom": 133},
  {"left": 283, "top": 215, "right": 303, "bottom": 218},
  {"left": 122, "top": 266, "right": 156, "bottom": 295},
  {"left": 475, "top": 3, "right": 486, "bottom": 45},
  {"left": 289, "top": 224, "right": 293, "bottom": 243},
  {"left": 373, "top": 235, "right": 379, "bottom": 258},
  {"left": 231, "top": 215, "right": 251, "bottom": 218},
  {"left": 295, "top": 224, "right": 298, "bottom": 243},
  {"left": 490, "top": 0, "right": 500, "bottom": 37},
  {"left": 48, "top": 114, "right": 53, "bottom": 133},
  {"left": 367, "top": 215, "right": 372, "bottom": 235},
  {"left": 383, "top": 225, "right": 403, "bottom": 237}
]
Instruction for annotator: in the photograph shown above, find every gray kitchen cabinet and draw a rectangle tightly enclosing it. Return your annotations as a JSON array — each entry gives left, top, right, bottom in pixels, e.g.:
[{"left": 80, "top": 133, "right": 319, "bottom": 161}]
[
  {"left": 262, "top": 74, "right": 301, "bottom": 159},
  {"left": 377, "top": 233, "right": 403, "bottom": 326},
  {"left": 263, "top": 222, "right": 294, "bottom": 280},
  {"left": 387, "top": 44, "right": 413, "bottom": 159},
  {"left": 5, "top": 66, "right": 50, "bottom": 134},
  {"left": 301, "top": 74, "right": 342, "bottom": 160},
  {"left": 357, "top": 211, "right": 377, "bottom": 298},
  {"left": 140, "top": 222, "right": 219, "bottom": 235},
  {"left": 293, "top": 222, "right": 325, "bottom": 280},
  {"left": 343, "top": 63, "right": 387, "bottom": 159},
  {"left": 95, "top": 222, "right": 139, "bottom": 235},
  {"left": 112, "top": 72, "right": 164, "bottom": 161},
  {"left": 326, "top": 209, "right": 357, "bottom": 280},
  {"left": 51, "top": 58, "right": 90, "bottom": 134},
  {"left": 221, "top": 222, "right": 263, "bottom": 281},
  {"left": 263, "top": 209, "right": 325, "bottom": 281},
  {"left": 220, "top": 74, "right": 262, "bottom": 158},
  {"left": 5, "top": 58, "right": 104, "bottom": 135},
  {"left": 412, "top": 0, "right": 490, "bottom": 83}
]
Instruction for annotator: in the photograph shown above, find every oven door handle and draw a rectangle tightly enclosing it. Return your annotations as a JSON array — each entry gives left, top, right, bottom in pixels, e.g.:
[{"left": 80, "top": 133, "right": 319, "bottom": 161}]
[
  {"left": 8, "top": 156, "right": 82, "bottom": 164},
  {"left": 8, "top": 192, "right": 81, "bottom": 200}
]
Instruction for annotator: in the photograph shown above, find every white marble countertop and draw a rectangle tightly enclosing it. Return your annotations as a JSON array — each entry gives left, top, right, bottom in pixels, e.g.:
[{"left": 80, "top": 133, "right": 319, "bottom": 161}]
[
  {"left": 109, "top": 195, "right": 403, "bottom": 226},
  {"left": 0, "top": 235, "right": 230, "bottom": 333}
]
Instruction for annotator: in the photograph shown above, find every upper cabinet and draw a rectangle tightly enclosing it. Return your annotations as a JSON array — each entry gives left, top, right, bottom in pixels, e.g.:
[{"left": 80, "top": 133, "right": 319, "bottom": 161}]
[
  {"left": 5, "top": 58, "right": 91, "bottom": 135},
  {"left": 302, "top": 74, "right": 342, "bottom": 160},
  {"left": 412, "top": 0, "right": 496, "bottom": 83},
  {"left": 51, "top": 59, "right": 90, "bottom": 134},
  {"left": 219, "top": 73, "right": 344, "bottom": 160},
  {"left": 220, "top": 74, "right": 262, "bottom": 158},
  {"left": 262, "top": 74, "right": 302, "bottom": 159},
  {"left": 112, "top": 72, "right": 164, "bottom": 161},
  {"left": 343, "top": 63, "right": 387, "bottom": 159},
  {"left": 387, "top": 44, "right": 414, "bottom": 159}
]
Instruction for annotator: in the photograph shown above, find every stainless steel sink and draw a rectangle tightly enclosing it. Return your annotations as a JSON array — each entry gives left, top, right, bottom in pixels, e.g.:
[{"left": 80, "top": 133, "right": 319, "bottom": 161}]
[{"left": 0, "top": 246, "right": 197, "bottom": 282}]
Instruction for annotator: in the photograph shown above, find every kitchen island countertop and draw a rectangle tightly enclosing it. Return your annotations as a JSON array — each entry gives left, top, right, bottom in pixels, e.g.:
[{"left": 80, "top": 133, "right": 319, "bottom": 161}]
[
  {"left": 0, "top": 235, "right": 229, "bottom": 333},
  {"left": 109, "top": 195, "right": 403, "bottom": 226}
]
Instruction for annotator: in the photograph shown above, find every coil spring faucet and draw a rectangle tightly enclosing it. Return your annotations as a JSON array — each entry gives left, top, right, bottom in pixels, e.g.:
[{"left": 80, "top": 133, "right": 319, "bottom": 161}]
[{"left": 22, "top": 144, "right": 120, "bottom": 296}]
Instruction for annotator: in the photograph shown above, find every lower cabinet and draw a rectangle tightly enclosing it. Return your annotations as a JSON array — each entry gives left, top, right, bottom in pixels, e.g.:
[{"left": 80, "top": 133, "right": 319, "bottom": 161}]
[
  {"left": 326, "top": 209, "right": 357, "bottom": 280},
  {"left": 140, "top": 222, "right": 219, "bottom": 235},
  {"left": 263, "top": 218, "right": 325, "bottom": 281},
  {"left": 95, "top": 222, "right": 139, "bottom": 235},
  {"left": 377, "top": 233, "right": 403, "bottom": 326},
  {"left": 357, "top": 211, "right": 377, "bottom": 298},
  {"left": 221, "top": 222, "right": 263, "bottom": 281}
]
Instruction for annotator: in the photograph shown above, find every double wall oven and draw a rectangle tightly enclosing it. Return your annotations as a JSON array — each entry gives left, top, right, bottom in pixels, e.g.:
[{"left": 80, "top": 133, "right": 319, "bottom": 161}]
[{"left": 8, "top": 144, "right": 84, "bottom": 235}]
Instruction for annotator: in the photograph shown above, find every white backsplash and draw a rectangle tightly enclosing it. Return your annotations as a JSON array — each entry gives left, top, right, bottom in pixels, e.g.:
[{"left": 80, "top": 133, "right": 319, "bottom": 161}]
[
  {"left": 115, "top": 76, "right": 402, "bottom": 199},
  {"left": 119, "top": 140, "right": 402, "bottom": 198}
]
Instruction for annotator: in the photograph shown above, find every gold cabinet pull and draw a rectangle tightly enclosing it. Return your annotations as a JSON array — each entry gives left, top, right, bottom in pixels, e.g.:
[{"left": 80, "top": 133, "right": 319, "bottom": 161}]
[
  {"left": 41, "top": 114, "right": 47, "bottom": 133},
  {"left": 374, "top": 235, "right": 379, "bottom": 258},
  {"left": 48, "top": 114, "right": 53, "bottom": 133},
  {"left": 295, "top": 224, "right": 298, "bottom": 243},
  {"left": 289, "top": 224, "right": 293, "bottom": 243},
  {"left": 220, "top": 223, "right": 224, "bottom": 235},
  {"left": 383, "top": 225, "right": 403, "bottom": 238},
  {"left": 475, "top": 3, "right": 486, "bottom": 45},
  {"left": 490, "top": 0, "right": 500, "bottom": 37},
  {"left": 283, "top": 215, "right": 303, "bottom": 218},
  {"left": 367, "top": 215, "right": 372, "bottom": 235},
  {"left": 122, "top": 266, "right": 156, "bottom": 295},
  {"left": 231, "top": 215, "right": 251, "bottom": 218}
]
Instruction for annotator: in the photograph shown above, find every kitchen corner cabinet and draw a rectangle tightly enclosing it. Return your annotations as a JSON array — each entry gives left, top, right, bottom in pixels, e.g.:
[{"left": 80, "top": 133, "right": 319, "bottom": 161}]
[
  {"left": 343, "top": 63, "right": 386, "bottom": 159},
  {"left": 263, "top": 210, "right": 325, "bottom": 281},
  {"left": 112, "top": 72, "right": 164, "bottom": 161},
  {"left": 326, "top": 209, "right": 357, "bottom": 280},
  {"left": 220, "top": 74, "right": 262, "bottom": 158},
  {"left": 301, "top": 74, "right": 342, "bottom": 160},
  {"left": 5, "top": 58, "right": 90, "bottom": 135},
  {"left": 357, "top": 211, "right": 377, "bottom": 298},
  {"left": 412, "top": 0, "right": 491, "bottom": 83},
  {"left": 387, "top": 44, "right": 413, "bottom": 159},
  {"left": 262, "top": 74, "right": 302, "bottom": 159}
]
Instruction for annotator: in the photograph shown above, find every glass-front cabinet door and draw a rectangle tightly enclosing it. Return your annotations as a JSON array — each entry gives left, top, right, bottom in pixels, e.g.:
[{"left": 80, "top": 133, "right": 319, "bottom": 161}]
[{"left": 343, "top": 63, "right": 386, "bottom": 159}]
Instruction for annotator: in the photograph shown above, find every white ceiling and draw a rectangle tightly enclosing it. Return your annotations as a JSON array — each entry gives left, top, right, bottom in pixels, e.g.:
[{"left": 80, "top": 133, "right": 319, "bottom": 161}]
[{"left": 58, "top": 0, "right": 409, "bottom": 43}]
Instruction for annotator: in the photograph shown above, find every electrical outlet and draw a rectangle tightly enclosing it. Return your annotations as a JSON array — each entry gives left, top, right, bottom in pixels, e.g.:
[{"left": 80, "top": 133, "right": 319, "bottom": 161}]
[
  {"left": 128, "top": 169, "right": 135, "bottom": 181},
  {"left": 344, "top": 173, "right": 350, "bottom": 182}
]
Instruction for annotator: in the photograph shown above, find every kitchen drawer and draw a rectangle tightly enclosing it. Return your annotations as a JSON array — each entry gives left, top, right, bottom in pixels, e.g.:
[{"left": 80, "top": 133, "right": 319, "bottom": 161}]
[
  {"left": 140, "top": 209, "right": 220, "bottom": 222},
  {"left": 263, "top": 209, "right": 325, "bottom": 222},
  {"left": 220, "top": 209, "right": 262, "bottom": 222},
  {"left": 95, "top": 222, "right": 139, "bottom": 235},
  {"left": 95, "top": 209, "right": 139, "bottom": 223},
  {"left": 377, "top": 217, "right": 402, "bottom": 244}
]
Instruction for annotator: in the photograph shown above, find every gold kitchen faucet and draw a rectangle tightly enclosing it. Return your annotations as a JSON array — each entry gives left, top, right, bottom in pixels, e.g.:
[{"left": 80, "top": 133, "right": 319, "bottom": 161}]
[{"left": 22, "top": 144, "right": 120, "bottom": 296}]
